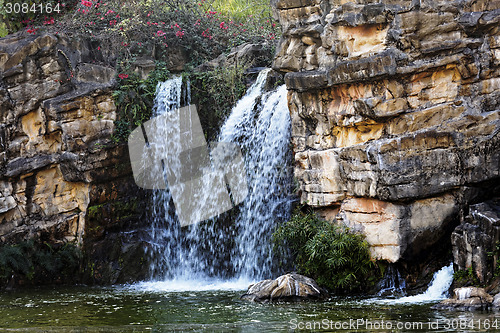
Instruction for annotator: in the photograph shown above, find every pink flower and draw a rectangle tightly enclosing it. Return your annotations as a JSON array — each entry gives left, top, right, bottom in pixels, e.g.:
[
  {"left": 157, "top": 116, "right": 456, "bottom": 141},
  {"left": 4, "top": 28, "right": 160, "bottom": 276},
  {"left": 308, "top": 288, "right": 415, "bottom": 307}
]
[
  {"left": 156, "top": 30, "right": 165, "bottom": 36},
  {"left": 175, "top": 30, "right": 185, "bottom": 38},
  {"left": 105, "top": 9, "right": 114, "bottom": 15},
  {"left": 43, "top": 17, "right": 55, "bottom": 25},
  {"left": 81, "top": 0, "right": 92, "bottom": 7},
  {"left": 118, "top": 74, "right": 129, "bottom": 79},
  {"left": 109, "top": 20, "right": 117, "bottom": 26},
  {"left": 27, "top": 28, "right": 35, "bottom": 34}
]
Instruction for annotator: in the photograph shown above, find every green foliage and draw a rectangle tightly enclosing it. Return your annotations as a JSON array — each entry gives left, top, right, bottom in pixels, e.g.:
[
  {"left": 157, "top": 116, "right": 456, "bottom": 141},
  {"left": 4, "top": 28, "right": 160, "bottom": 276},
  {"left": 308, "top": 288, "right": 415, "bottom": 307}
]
[
  {"left": 453, "top": 267, "right": 481, "bottom": 286},
  {"left": 112, "top": 61, "right": 171, "bottom": 142},
  {"left": 273, "top": 207, "right": 378, "bottom": 293},
  {"left": 112, "top": 60, "right": 252, "bottom": 143},
  {"left": 487, "top": 240, "right": 500, "bottom": 277},
  {"left": 0, "top": 241, "right": 81, "bottom": 286},
  {"left": 188, "top": 62, "right": 249, "bottom": 141},
  {"left": 212, "top": 0, "right": 271, "bottom": 21}
]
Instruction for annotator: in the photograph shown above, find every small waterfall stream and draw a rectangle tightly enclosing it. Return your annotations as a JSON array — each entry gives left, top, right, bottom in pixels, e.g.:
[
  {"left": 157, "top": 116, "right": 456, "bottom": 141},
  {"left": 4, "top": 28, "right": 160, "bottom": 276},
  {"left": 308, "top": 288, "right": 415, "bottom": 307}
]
[
  {"left": 137, "top": 70, "right": 292, "bottom": 290},
  {"left": 395, "top": 263, "right": 454, "bottom": 303},
  {"left": 377, "top": 265, "right": 407, "bottom": 296},
  {"left": 367, "top": 263, "right": 454, "bottom": 304}
]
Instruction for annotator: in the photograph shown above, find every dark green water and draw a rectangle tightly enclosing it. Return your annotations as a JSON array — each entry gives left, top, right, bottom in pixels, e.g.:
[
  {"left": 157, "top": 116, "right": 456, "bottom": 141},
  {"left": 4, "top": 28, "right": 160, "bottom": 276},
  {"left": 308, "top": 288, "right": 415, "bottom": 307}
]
[{"left": 1, "top": 285, "right": 499, "bottom": 332}]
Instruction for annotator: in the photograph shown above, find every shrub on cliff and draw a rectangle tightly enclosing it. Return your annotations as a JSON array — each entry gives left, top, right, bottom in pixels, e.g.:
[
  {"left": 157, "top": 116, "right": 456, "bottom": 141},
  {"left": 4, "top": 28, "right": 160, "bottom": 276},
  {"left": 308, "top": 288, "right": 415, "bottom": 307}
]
[
  {"left": 188, "top": 61, "right": 249, "bottom": 141},
  {"left": 273, "top": 207, "right": 378, "bottom": 293},
  {"left": 0, "top": 241, "right": 81, "bottom": 287},
  {"left": 7, "top": 0, "right": 279, "bottom": 66}
]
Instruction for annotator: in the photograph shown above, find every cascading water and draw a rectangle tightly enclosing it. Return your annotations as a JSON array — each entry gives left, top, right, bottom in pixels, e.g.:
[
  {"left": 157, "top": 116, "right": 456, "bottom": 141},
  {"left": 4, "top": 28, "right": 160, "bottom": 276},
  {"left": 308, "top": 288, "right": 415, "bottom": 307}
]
[
  {"left": 139, "top": 69, "right": 292, "bottom": 290},
  {"left": 367, "top": 263, "right": 454, "bottom": 304},
  {"left": 394, "top": 263, "right": 454, "bottom": 303},
  {"left": 219, "top": 70, "right": 292, "bottom": 279},
  {"left": 377, "top": 265, "right": 406, "bottom": 296}
]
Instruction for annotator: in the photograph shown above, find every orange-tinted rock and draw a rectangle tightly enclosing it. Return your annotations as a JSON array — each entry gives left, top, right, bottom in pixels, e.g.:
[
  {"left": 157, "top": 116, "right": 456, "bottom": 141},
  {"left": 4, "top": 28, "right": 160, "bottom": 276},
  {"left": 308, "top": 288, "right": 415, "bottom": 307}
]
[{"left": 274, "top": 0, "right": 500, "bottom": 263}]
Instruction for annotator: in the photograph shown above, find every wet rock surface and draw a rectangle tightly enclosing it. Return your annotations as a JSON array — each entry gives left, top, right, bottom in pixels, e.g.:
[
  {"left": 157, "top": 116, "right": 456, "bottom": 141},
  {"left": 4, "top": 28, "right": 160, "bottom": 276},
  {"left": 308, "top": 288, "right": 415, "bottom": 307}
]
[
  {"left": 272, "top": 0, "right": 500, "bottom": 264},
  {"left": 241, "top": 273, "right": 328, "bottom": 302}
]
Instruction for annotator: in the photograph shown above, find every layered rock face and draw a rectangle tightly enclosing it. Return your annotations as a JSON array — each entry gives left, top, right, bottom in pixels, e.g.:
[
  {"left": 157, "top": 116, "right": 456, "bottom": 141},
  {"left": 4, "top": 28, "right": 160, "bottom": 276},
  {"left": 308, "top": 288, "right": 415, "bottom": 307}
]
[
  {"left": 0, "top": 32, "right": 148, "bottom": 283},
  {"left": 272, "top": 0, "right": 500, "bottom": 263}
]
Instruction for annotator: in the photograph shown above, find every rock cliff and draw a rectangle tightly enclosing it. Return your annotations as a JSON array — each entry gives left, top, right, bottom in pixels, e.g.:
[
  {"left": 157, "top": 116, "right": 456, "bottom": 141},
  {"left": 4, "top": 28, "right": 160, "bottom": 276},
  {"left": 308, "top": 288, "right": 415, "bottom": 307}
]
[
  {"left": 272, "top": 0, "right": 500, "bottom": 266},
  {"left": 0, "top": 32, "right": 149, "bottom": 284}
]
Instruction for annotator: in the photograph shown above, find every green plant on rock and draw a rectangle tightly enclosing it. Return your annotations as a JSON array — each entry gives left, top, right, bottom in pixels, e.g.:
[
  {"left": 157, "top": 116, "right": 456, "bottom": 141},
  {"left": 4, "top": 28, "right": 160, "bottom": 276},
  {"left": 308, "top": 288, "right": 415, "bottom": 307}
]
[
  {"left": 273, "top": 207, "right": 378, "bottom": 293},
  {"left": 487, "top": 240, "right": 500, "bottom": 277},
  {"left": 188, "top": 61, "right": 249, "bottom": 141},
  {"left": 0, "top": 241, "right": 81, "bottom": 286},
  {"left": 112, "top": 61, "right": 171, "bottom": 142},
  {"left": 453, "top": 266, "right": 481, "bottom": 286}
]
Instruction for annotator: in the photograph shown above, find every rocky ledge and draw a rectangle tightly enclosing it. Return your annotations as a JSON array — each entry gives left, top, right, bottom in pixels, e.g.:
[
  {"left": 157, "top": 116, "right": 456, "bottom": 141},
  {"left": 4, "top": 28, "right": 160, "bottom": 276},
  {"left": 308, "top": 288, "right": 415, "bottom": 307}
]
[{"left": 0, "top": 31, "right": 150, "bottom": 284}]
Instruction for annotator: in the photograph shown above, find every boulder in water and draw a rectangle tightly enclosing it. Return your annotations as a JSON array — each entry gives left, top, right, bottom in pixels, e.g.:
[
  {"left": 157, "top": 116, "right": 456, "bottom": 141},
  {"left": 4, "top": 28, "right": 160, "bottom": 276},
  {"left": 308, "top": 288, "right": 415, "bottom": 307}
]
[
  {"left": 433, "top": 287, "right": 493, "bottom": 311},
  {"left": 240, "top": 273, "right": 327, "bottom": 303}
]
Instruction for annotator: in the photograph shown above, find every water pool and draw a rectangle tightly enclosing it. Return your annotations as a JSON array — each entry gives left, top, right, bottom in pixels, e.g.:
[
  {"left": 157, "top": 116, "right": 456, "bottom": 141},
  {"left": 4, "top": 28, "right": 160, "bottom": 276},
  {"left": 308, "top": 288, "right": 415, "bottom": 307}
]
[{"left": 1, "top": 284, "right": 499, "bottom": 332}]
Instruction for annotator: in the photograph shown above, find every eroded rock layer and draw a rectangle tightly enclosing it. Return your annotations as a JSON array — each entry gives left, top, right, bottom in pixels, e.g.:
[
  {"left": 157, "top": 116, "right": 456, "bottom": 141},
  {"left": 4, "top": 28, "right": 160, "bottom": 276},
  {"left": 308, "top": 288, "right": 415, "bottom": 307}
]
[
  {"left": 272, "top": 0, "right": 500, "bottom": 262},
  {"left": 0, "top": 32, "right": 148, "bottom": 283}
]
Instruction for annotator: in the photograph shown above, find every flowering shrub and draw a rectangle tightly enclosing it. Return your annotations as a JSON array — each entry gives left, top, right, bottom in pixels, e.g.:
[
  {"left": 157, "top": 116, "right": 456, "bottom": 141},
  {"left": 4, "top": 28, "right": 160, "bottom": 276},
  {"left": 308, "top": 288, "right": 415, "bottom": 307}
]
[
  {"left": 18, "top": 0, "right": 280, "bottom": 66},
  {"left": 0, "top": 0, "right": 75, "bottom": 37}
]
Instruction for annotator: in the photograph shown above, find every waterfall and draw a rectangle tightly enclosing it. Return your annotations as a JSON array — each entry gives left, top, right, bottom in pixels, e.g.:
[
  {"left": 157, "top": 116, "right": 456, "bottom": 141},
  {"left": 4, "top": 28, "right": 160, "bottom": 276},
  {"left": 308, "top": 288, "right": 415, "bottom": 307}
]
[
  {"left": 407, "top": 263, "right": 454, "bottom": 302},
  {"left": 378, "top": 263, "right": 454, "bottom": 304},
  {"left": 219, "top": 71, "right": 292, "bottom": 279},
  {"left": 137, "top": 69, "right": 292, "bottom": 290},
  {"left": 377, "top": 265, "right": 406, "bottom": 296}
]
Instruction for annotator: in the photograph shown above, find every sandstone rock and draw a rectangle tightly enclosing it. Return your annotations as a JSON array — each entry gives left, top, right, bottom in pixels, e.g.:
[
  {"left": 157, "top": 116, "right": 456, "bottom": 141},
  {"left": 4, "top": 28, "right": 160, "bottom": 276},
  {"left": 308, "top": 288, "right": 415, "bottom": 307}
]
[
  {"left": 241, "top": 273, "right": 327, "bottom": 302},
  {"left": 197, "top": 42, "right": 272, "bottom": 72},
  {"left": 338, "top": 194, "right": 458, "bottom": 262},
  {"left": 493, "top": 293, "right": 500, "bottom": 308},
  {"left": 0, "top": 32, "right": 148, "bottom": 284},
  {"left": 131, "top": 57, "right": 156, "bottom": 80},
  {"left": 273, "top": 0, "right": 500, "bottom": 264},
  {"left": 75, "top": 63, "right": 116, "bottom": 85}
]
